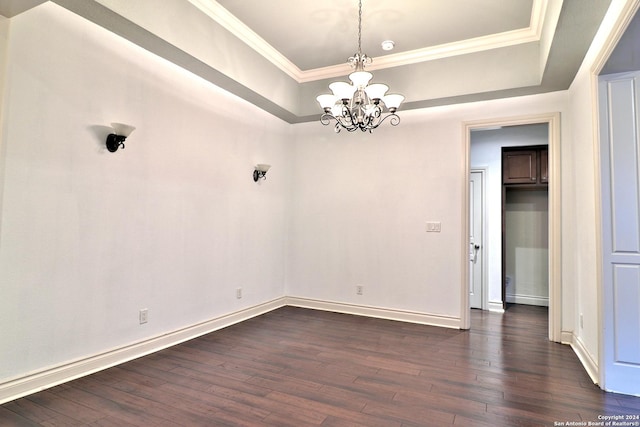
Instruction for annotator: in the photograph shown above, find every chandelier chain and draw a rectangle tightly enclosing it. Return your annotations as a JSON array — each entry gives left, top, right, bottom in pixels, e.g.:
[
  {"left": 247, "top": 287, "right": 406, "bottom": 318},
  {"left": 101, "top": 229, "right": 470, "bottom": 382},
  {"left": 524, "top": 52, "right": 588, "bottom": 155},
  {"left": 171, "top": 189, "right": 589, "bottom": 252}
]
[{"left": 357, "top": 0, "right": 363, "bottom": 55}]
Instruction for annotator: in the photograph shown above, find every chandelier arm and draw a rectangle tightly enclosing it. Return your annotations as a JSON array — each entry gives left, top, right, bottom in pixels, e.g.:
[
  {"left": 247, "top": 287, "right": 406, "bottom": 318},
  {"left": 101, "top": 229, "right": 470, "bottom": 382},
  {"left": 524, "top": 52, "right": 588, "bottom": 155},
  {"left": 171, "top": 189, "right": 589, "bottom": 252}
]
[
  {"left": 364, "top": 105, "right": 382, "bottom": 128},
  {"left": 362, "top": 111, "right": 375, "bottom": 129},
  {"left": 340, "top": 118, "right": 359, "bottom": 132},
  {"left": 334, "top": 111, "right": 356, "bottom": 132},
  {"left": 372, "top": 105, "right": 382, "bottom": 121},
  {"left": 321, "top": 112, "right": 358, "bottom": 133},
  {"left": 342, "top": 103, "right": 359, "bottom": 129},
  {"left": 374, "top": 112, "right": 402, "bottom": 127},
  {"left": 388, "top": 113, "right": 401, "bottom": 126},
  {"left": 359, "top": 111, "right": 378, "bottom": 132},
  {"left": 320, "top": 112, "right": 336, "bottom": 126}
]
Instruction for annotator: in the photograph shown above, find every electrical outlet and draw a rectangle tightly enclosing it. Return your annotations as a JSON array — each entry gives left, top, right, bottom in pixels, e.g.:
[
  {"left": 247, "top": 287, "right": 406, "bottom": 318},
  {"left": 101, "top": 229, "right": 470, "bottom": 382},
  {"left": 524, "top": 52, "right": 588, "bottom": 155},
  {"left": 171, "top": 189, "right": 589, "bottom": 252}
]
[
  {"left": 426, "top": 221, "right": 441, "bottom": 232},
  {"left": 236, "top": 288, "right": 242, "bottom": 299},
  {"left": 580, "top": 313, "right": 584, "bottom": 329},
  {"left": 356, "top": 285, "right": 363, "bottom": 295},
  {"left": 139, "top": 308, "right": 148, "bottom": 324}
]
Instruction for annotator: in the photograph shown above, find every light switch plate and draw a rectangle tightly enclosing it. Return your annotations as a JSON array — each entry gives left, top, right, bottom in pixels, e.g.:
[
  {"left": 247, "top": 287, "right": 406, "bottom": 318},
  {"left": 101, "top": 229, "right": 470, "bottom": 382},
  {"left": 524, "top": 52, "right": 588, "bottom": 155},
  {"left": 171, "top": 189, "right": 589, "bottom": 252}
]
[
  {"left": 426, "top": 221, "right": 441, "bottom": 232},
  {"left": 139, "top": 308, "right": 148, "bottom": 324}
]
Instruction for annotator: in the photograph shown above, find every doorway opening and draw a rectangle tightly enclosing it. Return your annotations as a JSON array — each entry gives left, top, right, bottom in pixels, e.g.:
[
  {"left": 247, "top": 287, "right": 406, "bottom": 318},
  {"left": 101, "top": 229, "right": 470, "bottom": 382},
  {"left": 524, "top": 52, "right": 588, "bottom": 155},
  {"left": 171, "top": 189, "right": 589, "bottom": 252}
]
[
  {"left": 462, "top": 113, "right": 561, "bottom": 342},
  {"left": 502, "top": 145, "right": 549, "bottom": 310}
]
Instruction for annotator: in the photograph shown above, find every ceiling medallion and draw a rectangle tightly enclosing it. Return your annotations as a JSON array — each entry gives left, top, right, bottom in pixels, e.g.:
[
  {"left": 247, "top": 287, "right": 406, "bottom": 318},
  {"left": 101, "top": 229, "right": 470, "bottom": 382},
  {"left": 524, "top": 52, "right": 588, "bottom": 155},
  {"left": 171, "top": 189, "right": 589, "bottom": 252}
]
[{"left": 316, "top": 0, "right": 405, "bottom": 133}]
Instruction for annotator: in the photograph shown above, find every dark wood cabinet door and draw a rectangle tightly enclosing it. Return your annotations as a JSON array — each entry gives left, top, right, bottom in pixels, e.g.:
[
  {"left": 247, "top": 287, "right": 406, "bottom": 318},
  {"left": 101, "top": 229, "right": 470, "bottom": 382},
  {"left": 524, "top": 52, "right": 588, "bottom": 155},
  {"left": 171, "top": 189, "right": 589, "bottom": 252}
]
[{"left": 503, "top": 150, "right": 537, "bottom": 184}]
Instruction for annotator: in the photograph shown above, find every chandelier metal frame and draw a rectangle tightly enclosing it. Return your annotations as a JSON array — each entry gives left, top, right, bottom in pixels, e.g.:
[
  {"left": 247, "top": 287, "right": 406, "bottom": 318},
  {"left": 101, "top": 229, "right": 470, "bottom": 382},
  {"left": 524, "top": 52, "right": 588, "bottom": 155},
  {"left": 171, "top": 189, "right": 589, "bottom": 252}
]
[{"left": 316, "top": 0, "right": 405, "bottom": 133}]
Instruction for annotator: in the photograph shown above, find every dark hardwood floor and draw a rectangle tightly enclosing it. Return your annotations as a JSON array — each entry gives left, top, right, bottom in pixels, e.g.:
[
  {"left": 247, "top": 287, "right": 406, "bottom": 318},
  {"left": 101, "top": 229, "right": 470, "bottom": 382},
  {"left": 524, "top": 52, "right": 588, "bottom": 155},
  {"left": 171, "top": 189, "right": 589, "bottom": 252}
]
[{"left": 2, "top": 305, "right": 640, "bottom": 426}]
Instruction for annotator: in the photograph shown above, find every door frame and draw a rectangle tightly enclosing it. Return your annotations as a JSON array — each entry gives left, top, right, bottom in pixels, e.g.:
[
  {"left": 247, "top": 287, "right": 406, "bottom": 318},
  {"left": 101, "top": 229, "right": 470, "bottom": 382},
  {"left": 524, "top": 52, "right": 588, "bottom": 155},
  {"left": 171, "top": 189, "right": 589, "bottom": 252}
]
[
  {"left": 470, "top": 168, "right": 487, "bottom": 310},
  {"left": 461, "top": 112, "right": 562, "bottom": 342}
]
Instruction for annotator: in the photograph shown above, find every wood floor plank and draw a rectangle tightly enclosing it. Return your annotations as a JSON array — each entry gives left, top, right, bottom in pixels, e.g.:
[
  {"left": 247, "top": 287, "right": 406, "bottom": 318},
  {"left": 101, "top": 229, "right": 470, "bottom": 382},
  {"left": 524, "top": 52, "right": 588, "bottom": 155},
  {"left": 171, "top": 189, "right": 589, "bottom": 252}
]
[
  {"left": 25, "top": 390, "right": 106, "bottom": 425},
  {"left": 44, "top": 383, "right": 182, "bottom": 427},
  {"left": 2, "top": 304, "right": 640, "bottom": 426},
  {"left": 0, "top": 406, "right": 41, "bottom": 427},
  {"left": 2, "top": 397, "right": 82, "bottom": 426},
  {"left": 360, "top": 398, "right": 455, "bottom": 425}
]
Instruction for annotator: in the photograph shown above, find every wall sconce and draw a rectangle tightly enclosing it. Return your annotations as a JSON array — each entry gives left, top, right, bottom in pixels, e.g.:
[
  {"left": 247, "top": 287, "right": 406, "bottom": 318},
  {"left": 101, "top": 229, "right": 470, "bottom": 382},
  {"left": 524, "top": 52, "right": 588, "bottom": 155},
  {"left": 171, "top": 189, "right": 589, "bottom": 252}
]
[
  {"left": 106, "top": 122, "right": 136, "bottom": 152},
  {"left": 253, "top": 164, "right": 271, "bottom": 182}
]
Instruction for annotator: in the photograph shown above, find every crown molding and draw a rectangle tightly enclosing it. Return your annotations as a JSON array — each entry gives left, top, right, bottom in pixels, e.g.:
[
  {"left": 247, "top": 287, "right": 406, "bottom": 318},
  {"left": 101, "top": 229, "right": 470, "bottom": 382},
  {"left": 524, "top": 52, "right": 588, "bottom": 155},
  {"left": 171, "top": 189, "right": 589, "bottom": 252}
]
[
  {"left": 188, "top": 0, "right": 551, "bottom": 83},
  {"left": 301, "top": 27, "right": 543, "bottom": 82},
  {"left": 187, "top": 0, "right": 303, "bottom": 81}
]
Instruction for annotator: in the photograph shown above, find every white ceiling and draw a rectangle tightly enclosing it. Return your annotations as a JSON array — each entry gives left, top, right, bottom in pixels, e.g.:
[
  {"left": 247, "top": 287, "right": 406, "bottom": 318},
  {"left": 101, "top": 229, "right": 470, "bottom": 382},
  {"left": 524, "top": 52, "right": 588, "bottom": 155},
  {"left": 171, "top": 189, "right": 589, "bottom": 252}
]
[
  {"left": 0, "top": 0, "right": 614, "bottom": 123},
  {"left": 212, "top": 0, "right": 534, "bottom": 72},
  {"left": 190, "top": 0, "right": 548, "bottom": 83}
]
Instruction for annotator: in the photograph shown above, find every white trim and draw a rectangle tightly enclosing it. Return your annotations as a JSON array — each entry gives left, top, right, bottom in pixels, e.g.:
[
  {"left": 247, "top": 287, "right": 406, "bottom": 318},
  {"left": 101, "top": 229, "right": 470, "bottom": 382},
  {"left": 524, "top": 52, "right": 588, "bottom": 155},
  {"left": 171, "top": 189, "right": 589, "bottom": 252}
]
[
  {"left": 460, "top": 119, "right": 471, "bottom": 329},
  {"left": 186, "top": 0, "right": 302, "bottom": 81},
  {"left": 560, "top": 331, "right": 599, "bottom": 385},
  {"left": 530, "top": 0, "right": 549, "bottom": 40},
  {"left": 548, "top": 112, "right": 563, "bottom": 343},
  {"left": 463, "top": 112, "right": 562, "bottom": 342},
  {"left": 0, "top": 298, "right": 287, "bottom": 405},
  {"left": 284, "top": 296, "right": 462, "bottom": 329},
  {"left": 187, "top": 0, "right": 551, "bottom": 84},
  {"left": 0, "top": 296, "right": 463, "bottom": 404},
  {"left": 590, "top": 0, "right": 640, "bottom": 75},
  {"left": 487, "top": 301, "right": 505, "bottom": 313},
  {"left": 560, "top": 330, "right": 574, "bottom": 344},
  {"left": 505, "top": 294, "right": 549, "bottom": 306},
  {"left": 303, "top": 26, "right": 542, "bottom": 83},
  {"left": 571, "top": 334, "right": 600, "bottom": 385}
]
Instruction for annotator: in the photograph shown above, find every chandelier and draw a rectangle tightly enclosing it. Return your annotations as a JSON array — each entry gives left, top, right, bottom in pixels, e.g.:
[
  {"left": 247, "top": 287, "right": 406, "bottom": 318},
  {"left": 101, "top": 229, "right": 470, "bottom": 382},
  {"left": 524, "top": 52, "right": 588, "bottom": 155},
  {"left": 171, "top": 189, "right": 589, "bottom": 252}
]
[{"left": 316, "top": 0, "right": 405, "bottom": 133}]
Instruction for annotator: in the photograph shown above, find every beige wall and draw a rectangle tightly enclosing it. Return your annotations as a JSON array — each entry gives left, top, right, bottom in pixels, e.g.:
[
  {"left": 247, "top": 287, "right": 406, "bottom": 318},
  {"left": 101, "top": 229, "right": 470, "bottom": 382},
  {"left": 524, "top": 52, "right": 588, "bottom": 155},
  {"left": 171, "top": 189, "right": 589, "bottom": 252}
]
[
  {"left": 0, "top": 3, "right": 290, "bottom": 384},
  {"left": 505, "top": 189, "right": 549, "bottom": 306},
  {"left": 288, "top": 94, "right": 568, "bottom": 320}
]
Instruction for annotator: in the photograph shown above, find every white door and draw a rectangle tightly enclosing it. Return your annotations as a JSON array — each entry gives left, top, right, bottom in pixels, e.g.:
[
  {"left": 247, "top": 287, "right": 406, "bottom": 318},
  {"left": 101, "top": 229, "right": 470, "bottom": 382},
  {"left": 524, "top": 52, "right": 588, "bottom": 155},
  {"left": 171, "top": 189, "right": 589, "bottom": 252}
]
[
  {"left": 469, "top": 171, "right": 484, "bottom": 309},
  {"left": 599, "top": 71, "right": 640, "bottom": 394}
]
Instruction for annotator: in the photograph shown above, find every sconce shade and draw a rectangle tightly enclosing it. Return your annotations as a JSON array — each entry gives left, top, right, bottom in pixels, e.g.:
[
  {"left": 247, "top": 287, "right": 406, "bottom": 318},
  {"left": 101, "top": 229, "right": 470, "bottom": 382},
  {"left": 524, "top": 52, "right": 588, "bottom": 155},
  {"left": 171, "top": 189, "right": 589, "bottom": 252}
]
[
  {"left": 111, "top": 122, "right": 136, "bottom": 137},
  {"left": 255, "top": 164, "right": 271, "bottom": 172}
]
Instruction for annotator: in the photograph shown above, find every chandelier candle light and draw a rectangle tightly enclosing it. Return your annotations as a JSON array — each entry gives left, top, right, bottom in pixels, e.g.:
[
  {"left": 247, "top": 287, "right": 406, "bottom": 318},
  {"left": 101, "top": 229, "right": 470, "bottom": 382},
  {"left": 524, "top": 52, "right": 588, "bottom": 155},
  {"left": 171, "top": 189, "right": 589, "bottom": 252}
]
[{"left": 316, "top": 0, "right": 405, "bottom": 133}]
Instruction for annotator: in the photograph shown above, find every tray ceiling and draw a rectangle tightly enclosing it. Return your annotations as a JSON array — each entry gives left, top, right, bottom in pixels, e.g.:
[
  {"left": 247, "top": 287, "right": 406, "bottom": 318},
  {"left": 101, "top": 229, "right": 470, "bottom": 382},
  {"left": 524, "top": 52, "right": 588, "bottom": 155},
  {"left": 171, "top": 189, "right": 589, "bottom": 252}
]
[{"left": 0, "top": 0, "right": 613, "bottom": 123}]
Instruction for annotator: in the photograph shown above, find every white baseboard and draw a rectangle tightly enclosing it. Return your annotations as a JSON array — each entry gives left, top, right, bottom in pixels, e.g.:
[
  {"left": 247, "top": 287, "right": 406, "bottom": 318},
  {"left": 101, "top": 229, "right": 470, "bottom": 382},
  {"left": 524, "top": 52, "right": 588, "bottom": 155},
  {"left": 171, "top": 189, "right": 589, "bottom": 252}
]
[
  {"left": 0, "top": 297, "right": 460, "bottom": 404},
  {"left": 0, "top": 297, "right": 482, "bottom": 405},
  {"left": 0, "top": 297, "right": 287, "bottom": 405},
  {"left": 560, "top": 330, "right": 574, "bottom": 345},
  {"left": 487, "top": 301, "right": 505, "bottom": 312},
  {"left": 3, "top": 296, "right": 602, "bottom": 406},
  {"left": 284, "top": 296, "right": 462, "bottom": 329},
  {"left": 569, "top": 333, "right": 599, "bottom": 385},
  {"left": 505, "top": 293, "right": 549, "bottom": 306}
]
